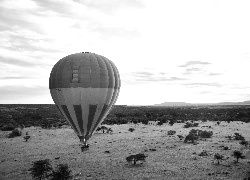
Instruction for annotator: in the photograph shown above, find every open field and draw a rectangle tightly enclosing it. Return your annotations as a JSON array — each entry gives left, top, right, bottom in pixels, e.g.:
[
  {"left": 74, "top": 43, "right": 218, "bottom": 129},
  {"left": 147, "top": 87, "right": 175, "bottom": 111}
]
[{"left": 1, "top": 120, "right": 250, "bottom": 180}]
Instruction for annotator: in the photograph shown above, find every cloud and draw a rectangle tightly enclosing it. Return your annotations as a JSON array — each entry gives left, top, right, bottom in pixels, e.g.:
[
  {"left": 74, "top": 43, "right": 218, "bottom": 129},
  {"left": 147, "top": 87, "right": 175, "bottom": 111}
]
[
  {"left": 183, "top": 67, "right": 204, "bottom": 75},
  {"left": 207, "top": 72, "right": 222, "bottom": 76},
  {"left": 179, "top": 61, "right": 211, "bottom": 68},
  {"left": 89, "top": 26, "right": 140, "bottom": 38},
  {"left": 0, "top": 76, "right": 31, "bottom": 80},
  {"left": 73, "top": 0, "right": 145, "bottom": 13},
  {"left": 131, "top": 71, "right": 187, "bottom": 82},
  {"left": 0, "top": 56, "right": 38, "bottom": 67},
  {"left": 0, "top": 85, "right": 48, "bottom": 98},
  {"left": 185, "top": 82, "right": 222, "bottom": 87}
]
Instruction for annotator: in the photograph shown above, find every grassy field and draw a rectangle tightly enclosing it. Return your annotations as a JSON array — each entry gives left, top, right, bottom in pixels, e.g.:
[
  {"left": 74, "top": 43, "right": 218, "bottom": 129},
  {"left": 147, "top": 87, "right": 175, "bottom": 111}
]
[{"left": 0, "top": 121, "right": 250, "bottom": 180}]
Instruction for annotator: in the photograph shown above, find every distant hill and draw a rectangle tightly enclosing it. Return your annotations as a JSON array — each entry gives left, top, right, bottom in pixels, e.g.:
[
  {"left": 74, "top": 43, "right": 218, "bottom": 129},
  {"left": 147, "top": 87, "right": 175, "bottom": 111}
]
[
  {"left": 154, "top": 100, "right": 250, "bottom": 106},
  {"left": 153, "top": 102, "right": 192, "bottom": 106}
]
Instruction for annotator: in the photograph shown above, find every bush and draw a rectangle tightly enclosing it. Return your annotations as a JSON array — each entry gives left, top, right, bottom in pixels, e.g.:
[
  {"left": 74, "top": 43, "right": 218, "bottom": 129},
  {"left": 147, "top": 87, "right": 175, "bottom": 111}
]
[
  {"left": 157, "top": 121, "right": 163, "bottom": 126},
  {"left": 126, "top": 153, "right": 147, "bottom": 165},
  {"left": 51, "top": 164, "right": 72, "bottom": 180},
  {"left": 234, "top": 133, "right": 245, "bottom": 141},
  {"left": 199, "top": 130, "right": 213, "bottom": 138},
  {"left": 167, "top": 130, "right": 176, "bottom": 135},
  {"left": 128, "top": 127, "right": 135, "bottom": 132},
  {"left": 29, "top": 159, "right": 53, "bottom": 180},
  {"left": 1, "top": 124, "right": 15, "bottom": 131},
  {"left": 177, "top": 135, "right": 184, "bottom": 140},
  {"left": 184, "top": 133, "right": 199, "bottom": 143},
  {"left": 8, "top": 128, "right": 22, "bottom": 138},
  {"left": 183, "top": 122, "right": 199, "bottom": 128}
]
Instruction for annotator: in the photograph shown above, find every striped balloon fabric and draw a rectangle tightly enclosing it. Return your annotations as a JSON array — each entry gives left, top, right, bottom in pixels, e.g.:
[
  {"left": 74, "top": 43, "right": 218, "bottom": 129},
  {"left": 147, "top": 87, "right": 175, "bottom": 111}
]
[{"left": 49, "top": 52, "right": 120, "bottom": 144}]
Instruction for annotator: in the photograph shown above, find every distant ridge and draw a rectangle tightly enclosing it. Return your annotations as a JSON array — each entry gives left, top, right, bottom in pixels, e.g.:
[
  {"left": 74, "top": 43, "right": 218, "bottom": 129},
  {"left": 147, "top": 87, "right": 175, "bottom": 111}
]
[{"left": 154, "top": 100, "right": 250, "bottom": 106}]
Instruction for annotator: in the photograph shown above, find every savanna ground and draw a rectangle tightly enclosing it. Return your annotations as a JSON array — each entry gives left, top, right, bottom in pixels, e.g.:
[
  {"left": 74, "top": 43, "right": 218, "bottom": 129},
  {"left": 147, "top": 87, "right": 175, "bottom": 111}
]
[{"left": 1, "top": 121, "right": 250, "bottom": 180}]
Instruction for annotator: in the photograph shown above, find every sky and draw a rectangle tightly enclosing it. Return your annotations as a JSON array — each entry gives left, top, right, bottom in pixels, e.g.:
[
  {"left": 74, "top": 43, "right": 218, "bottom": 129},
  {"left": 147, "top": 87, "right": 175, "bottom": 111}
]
[{"left": 0, "top": 0, "right": 250, "bottom": 105}]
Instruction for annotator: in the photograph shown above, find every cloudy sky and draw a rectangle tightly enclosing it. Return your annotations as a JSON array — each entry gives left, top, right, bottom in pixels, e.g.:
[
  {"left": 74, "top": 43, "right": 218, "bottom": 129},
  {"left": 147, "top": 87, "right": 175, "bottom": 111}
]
[{"left": 1, "top": 0, "right": 250, "bottom": 105}]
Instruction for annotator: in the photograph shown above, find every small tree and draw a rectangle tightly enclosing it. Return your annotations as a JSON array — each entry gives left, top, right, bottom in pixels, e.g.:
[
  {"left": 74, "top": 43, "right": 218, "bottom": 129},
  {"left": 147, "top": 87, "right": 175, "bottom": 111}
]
[
  {"left": 126, "top": 153, "right": 147, "bottom": 165},
  {"left": 233, "top": 150, "right": 245, "bottom": 163},
  {"left": 51, "top": 164, "right": 72, "bottom": 180},
  {"left": 29, "top": 159, "right": 53, "bottom": 180},
  {"left": 214, "top": 153, "right": 225, "bottom": 164}
]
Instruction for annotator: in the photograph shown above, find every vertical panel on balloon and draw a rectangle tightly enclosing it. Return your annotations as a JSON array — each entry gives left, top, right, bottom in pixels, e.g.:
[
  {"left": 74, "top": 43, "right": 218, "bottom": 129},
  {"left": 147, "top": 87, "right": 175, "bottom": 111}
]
[
  {"left": 88, "top": 88, "right": 109, "bottom": 134},
  {"left": 78, "top": 54, "right": 91, "bottom": 88},
  {"left": 86, "top": 104, "right": 97, "bottom": 136},
  {"left": 61, "top": 105, "right": 79, "bottom": 134},
  {"left": 89, "top": 54, "right": 100, "bottom": 88},
  {"left": 96, "top": 55, "right": 109, "bottom": 88},
  {"left": 91, "top": 88, "right": 114, "bottom": 132},
  {"left": 80, "top": 88, "right": 91, "bottom": 136},
  {"left": 91, "top": 104, "right": 108, "bottom": 133},
  {"left": 101, "top": 56, "right": 115, "bottom": 88},
  {"left": 62, "top": 88, "right": 82, "bottom": 136},
  {"left": 73, "top": 105, "right": 84, "bottom": 136}
]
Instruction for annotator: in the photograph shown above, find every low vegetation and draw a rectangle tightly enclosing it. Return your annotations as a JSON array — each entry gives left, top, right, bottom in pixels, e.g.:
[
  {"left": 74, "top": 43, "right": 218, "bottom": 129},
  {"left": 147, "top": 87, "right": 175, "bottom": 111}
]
[
  {"left": 126, "top": 153, "right": 147, "bottom": 165},
  {"left": 29, "top": 159, "right": 72, "bottom": 180},
  {"left": 8, "top": 128, "right": 22, "bottom": 138}
]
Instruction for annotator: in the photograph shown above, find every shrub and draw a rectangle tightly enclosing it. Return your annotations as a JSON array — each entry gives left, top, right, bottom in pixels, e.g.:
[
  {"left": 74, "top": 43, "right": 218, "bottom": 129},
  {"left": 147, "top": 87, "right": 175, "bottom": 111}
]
[
  {"left": 24, "top": 135, "right": 31, "bottom": 142},
  {"left": 126, "top": 153, "right": 147, "bottom": 165},
  {"left": 233, "top": 150, "right": 245, "bottom": 163},
  {"left": 184, "top": 133, "right": 199, "bottom": 143},
  {"left": 198, "top": 150, "right": 209, "bottom": 156},
  {"left": 157, "top": 121, "right": 163, "bottom": 126},
  {"left": 239, "top": 140, "right": 249, "bottom": 148},
  {"left": 8, "top": 128, "right": 22, "bottom": 138},
  {"left": 128, "top": 128, "right": 135, "bottom": 132},
  {"left": 167, "top": 130, "right": 176, "bottom": 135},
  {"left": 184, "top": 122, "right": 199, "bottom": 128},
  {"left": 199, "top": 130, "right": 213, "bottom": 138},
  {"left": 1, "top": 124, "right": 15, "bottom": 131},
  {"left": 234, "top": 133, "right": 245, "bottom": 141},
  {"left": 51, "top": 164, "right": 72, "bottom": 180},
  {"left": 29, "top": 159, "right": 53, "bottom": 180},
  {"left": 177, "top": 135, "right": 184, "bottom": 140}
]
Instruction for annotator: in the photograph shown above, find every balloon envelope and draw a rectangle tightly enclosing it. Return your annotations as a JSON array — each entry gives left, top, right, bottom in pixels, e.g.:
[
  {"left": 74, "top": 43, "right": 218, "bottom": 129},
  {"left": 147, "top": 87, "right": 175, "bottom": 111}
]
[{"left": 49, "top": 52, "right": 120, "bottom": 143}]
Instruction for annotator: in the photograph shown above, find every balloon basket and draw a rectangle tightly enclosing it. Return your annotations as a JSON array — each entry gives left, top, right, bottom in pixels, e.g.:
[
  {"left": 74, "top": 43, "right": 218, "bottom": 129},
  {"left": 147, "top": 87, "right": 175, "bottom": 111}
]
[{"left": 81, "top": 144, "right": 89, "bottom": 152}]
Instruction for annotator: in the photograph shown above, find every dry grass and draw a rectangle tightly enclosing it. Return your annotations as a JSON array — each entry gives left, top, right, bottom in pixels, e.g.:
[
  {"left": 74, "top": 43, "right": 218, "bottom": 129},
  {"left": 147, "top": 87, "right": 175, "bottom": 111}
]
[{"left": 0, "top": 121, "right": 250, "bottom": 180}]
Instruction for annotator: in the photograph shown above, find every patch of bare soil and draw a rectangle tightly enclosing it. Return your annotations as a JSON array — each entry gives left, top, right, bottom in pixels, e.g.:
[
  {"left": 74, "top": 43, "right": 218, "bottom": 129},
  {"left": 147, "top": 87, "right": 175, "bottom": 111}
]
[{"left": 0, "top": 121, "right": 250, "bottom": 180}]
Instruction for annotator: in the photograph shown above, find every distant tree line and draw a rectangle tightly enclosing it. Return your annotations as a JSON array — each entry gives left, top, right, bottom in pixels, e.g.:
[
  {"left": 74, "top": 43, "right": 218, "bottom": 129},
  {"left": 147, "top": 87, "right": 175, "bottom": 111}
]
[{"left": 1, "top": 105, "right": 250, "bottom": 130}]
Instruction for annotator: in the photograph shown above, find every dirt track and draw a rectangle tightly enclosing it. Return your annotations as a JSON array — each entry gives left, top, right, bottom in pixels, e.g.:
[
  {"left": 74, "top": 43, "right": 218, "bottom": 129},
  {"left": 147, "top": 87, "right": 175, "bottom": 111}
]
[{"left": 0, "top": 121, "right": 250, "bottom": 180}]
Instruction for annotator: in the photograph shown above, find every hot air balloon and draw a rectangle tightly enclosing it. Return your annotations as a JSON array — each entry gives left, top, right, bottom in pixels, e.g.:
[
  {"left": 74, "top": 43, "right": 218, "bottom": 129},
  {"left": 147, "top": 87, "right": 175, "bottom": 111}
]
[{"left": 49, "top": 52, "right": 120, "bottom": 150}]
